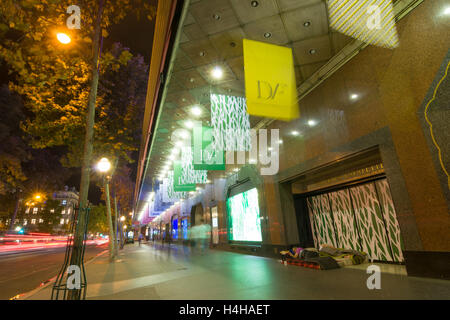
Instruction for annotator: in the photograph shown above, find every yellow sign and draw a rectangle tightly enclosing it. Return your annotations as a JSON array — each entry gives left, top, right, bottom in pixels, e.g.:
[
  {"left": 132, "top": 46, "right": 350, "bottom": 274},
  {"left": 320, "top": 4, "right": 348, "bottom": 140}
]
[{"left": 243, "top": 39, "right": 299, "bottom": 121}]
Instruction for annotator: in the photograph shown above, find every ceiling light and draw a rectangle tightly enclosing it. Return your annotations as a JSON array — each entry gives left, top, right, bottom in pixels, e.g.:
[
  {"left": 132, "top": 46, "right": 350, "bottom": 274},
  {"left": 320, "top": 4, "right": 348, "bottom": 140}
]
[
  {"left": 350, "top": 94, "right": 359, "bottom": 100},
  {"left": 191, "top": 106, "right": 202, "bottom": 116},
  {"left": 179, "top": 130, "right": 189, "bottom": 139},
  {"left": 268, "top": 147, "right": 273, "bottom": 151},
  {"left": 233, "top": 168, "right": 239, "bottom": 172},
  {"left": 278, "top": 139, "right": 283, "bottom": 144},
  {"left": 444, "top": 7, "right": 450, "bottom": 15},
  {"left": 303, "top": 21, "right": 311, "bottom": 27},
  {"left": 264, "top": 32, "right": 272, "bottom": 38},
  {"left": 251, "top": 1, "right": 259, "bottom": 7},
  {"left": 211, "top": 66, "right": 223, "bottom": 79},
  {"left": 249, "top": 158, "right": 257, "bottom": 164},
  {"left": 309, "top": 49, "right": 316, "bottom": 55},
  {"left": 175, "top": 141, "right": 183, "bottom": 147},
  {"left": 184, "top": 120, "right": 194, "bottom": 128},
  {"left": 307, "top": 119, "right": 317, "bottom": 127},
  {"left": 291, "top": 130, "right": 300, "bottom": 136},
  {"left": 169, "top": 155, "right": 175, "bottom": 160},
  {"left": 213, "top": 14, "right": 221, "bottom": 20}
]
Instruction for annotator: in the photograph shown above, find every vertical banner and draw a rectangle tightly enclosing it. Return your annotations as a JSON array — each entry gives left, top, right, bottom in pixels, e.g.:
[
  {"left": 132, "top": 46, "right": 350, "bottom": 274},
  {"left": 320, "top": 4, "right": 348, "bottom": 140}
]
[
  {"left": 327, "top": 0, "right": 399, "bottom": 49},
  {"left": 210, "top": 93, "right": 251, "bottom": 151},
  {"left": 173, "top": 161, "right": 196, "bottom": 192},
  {"left": 243, "top": 39, "right": 299, "bottom": 121},
  {"left": 192, "top": 126, "right": 225, "bottom": 171}
]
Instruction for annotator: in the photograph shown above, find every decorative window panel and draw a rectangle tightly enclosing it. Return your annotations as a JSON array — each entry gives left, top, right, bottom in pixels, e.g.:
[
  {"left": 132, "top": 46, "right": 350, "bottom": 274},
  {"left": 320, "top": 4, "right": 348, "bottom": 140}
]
[
  {"left": 328, "top": 189, "right": 361, "bottom": 251},
  {"left": 349, "top": 182, "right": 394, "bottom": 261},
  {"left": 307, "top": 194, "right": 338, "bottom": 248},
  {"left": 375, "top": 179, "right": 404, "bottom": 262}
]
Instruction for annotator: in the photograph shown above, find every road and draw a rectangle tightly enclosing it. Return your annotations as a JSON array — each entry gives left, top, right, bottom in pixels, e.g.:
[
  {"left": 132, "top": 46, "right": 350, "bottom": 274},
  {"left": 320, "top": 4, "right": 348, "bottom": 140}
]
[{"left": 0, "top": 243, "right": 108, "bottom": 300}]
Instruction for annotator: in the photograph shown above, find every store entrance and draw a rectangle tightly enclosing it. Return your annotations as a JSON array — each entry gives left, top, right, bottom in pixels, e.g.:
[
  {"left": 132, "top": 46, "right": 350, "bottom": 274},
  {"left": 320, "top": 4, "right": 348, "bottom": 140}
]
[
  {"left": 190, "top": 203, "right": 204, "bottom": 226},
  {"left": 294, "top": 178, "right": 404, "bottom": 263}
]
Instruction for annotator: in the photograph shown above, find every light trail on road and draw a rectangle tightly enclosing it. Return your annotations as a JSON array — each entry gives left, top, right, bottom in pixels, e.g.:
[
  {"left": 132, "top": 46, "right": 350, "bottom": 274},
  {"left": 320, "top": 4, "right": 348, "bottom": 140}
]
[{"left": 0, "top": 233, "right": 108, "bottom": 255}]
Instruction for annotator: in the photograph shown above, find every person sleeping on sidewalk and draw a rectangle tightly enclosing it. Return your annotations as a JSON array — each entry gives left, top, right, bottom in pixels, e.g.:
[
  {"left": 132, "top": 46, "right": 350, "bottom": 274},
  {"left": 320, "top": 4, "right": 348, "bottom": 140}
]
[{"left": 280, "top": 245, "right": 304, "bottom": 260}]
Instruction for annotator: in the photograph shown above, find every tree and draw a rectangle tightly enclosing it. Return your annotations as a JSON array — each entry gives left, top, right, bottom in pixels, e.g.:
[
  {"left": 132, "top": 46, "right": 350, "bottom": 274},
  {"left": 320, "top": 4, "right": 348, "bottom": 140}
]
[
  {"left": 0, "top": 85, "right": 28, "bottom": 194},
  {"left": 87, "top": 204, "right": 109, "bottom": 234},
  {"left": 0, "top": 1, "right": 154, "bottom": 156},
  {"left": 0, "top": 1, "right": 152, "bottom": 200}
]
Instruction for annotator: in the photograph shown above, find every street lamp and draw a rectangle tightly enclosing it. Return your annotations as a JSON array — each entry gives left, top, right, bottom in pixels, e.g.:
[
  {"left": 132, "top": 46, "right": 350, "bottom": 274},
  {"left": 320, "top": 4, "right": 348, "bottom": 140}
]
[
  {"left": 119, "top": 216, "right": 126, "bottom": 249},
  {"left": 96, "top": 157, "right": 115, "bottom": 261},
  {"left": 97, "top": 157, "right": 111, "bottom": 172},
  {"left": 56, "top": 32, "right": 71, "bottom": 44}
]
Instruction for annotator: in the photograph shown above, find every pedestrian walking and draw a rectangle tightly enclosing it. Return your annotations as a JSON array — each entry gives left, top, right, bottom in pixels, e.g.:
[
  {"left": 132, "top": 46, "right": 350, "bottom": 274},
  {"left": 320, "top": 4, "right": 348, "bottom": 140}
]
[
  {"left": 198, "top": 219, "right": 211, "bottom": 255},
  {"left": 138, "top": 233, "right": 144, "bottom": 246}
]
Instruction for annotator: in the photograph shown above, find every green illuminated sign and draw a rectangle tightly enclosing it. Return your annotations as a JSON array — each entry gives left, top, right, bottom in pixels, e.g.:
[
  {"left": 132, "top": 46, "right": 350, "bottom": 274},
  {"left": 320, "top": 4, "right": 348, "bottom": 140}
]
[
  {"left": 192, "top": 126, "right": 225, "bottom": 171},
  {"left": 226, "top": 188, "right": 262, "bottom": 242}
]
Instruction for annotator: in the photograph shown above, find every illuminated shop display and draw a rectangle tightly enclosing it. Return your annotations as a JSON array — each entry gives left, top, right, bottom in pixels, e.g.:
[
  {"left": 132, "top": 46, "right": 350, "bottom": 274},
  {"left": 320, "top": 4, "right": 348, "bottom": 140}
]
[
  {"left": 226, "top": 188, "right": 262, "bottom": 242},
  {"left": 181, "top": 218, "right": 188, "bottom": 240},
  {"left": 172, "top": 218, "right": 178, "bottom": 240},
  {"left": 210, "top": 93, "right": 251, "bottom": 152}
]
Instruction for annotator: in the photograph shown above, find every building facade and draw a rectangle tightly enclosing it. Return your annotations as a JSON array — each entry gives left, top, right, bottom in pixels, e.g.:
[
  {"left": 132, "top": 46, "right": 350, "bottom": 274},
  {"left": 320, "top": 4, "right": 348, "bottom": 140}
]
[
  {"left": 135, "top": 0, "right": 450, "bottom": 279},
  {"left": 17, "top": 186, "right": 79, "bottom": 233}
]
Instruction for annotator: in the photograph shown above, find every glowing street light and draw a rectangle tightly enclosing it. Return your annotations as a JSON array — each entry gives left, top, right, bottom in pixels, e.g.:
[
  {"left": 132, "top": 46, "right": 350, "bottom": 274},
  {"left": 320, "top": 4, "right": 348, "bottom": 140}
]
[
  {"left": 56, "top": 32, "right": 71, "bottom": 44},
  {"left": 96, "top": 157, "right": 115, "bottom": 261},
  {"left": 120, "top": 216, "right": 125, "bottom": 222},
  {"left": 96, "top": 157, "right": 111, "bottom": 173}
]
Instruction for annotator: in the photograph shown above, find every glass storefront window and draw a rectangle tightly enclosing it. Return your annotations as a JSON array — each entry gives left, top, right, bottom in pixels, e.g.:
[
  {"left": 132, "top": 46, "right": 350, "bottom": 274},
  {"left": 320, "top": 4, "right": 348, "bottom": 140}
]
[{"left": 226, "top": 188, "right": 262, "bottom": 242}]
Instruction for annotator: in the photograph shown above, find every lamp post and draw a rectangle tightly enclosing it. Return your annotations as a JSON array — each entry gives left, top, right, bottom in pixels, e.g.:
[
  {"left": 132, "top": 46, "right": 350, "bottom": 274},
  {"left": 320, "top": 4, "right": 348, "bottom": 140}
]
[
  {"left": 96, "top": 157, "right": 115, "bottom": 261},
  {"left": 120, "top": 216, "right": 125, "bottom": 249},
  {"left": 9, "top": 188, "right": 22, "bottom": 232}
]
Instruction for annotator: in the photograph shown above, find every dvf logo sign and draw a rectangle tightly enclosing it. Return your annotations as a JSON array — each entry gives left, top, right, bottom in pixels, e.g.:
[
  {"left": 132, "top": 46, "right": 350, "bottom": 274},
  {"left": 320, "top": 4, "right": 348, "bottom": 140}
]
[
  {"left": 257, "top": 81, "right": 287, "bottom": 100},
  {"left": 243, "top": 39, "right": 299, "bottom": 120}
]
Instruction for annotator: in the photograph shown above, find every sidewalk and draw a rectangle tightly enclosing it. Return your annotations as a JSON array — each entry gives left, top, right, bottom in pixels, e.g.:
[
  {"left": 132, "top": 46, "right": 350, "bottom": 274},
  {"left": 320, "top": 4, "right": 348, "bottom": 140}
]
[{"left": 24, "top": 242, "right": 450, "bottom": 300}]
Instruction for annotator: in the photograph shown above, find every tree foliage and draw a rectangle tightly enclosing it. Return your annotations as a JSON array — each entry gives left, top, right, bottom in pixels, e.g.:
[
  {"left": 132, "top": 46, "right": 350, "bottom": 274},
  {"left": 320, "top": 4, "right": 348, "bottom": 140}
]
[
  {"left": 0, "top": 1, "right": 154, "bottom": 210},
  {"left": 0, "top": 85, "right": 28, "bottom": 194},
  {"left": 87, "top": 204, "right": 108, "bottom": 234}
]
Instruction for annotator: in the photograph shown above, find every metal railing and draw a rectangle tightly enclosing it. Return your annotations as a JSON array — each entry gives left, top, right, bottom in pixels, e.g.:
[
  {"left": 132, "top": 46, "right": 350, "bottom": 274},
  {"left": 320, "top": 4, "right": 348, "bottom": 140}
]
[{"left": 51, "top": 207, "right": 90, "bottom": 300}]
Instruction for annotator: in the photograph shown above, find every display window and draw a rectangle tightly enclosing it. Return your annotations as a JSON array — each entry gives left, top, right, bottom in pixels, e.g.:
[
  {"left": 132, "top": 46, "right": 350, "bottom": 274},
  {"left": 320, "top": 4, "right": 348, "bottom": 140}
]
[{"left": 226, "top": 187, "right": 262, "bottom": 242}]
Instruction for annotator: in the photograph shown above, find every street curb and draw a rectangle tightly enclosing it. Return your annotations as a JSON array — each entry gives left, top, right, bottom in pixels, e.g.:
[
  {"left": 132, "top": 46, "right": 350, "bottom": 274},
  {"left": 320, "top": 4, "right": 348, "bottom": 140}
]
[{"left": 13, "top": 249, "right": 109, "bottom": 300}]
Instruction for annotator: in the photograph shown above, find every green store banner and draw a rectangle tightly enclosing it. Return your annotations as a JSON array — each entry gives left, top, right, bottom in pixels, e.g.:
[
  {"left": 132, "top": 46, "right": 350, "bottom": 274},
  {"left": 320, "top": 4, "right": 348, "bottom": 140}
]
[
  {"left": 173, "top": 161, "right": 196, "bottom": 192},
  {"left": 192, "top": 126, "right": 225, "bottom": 171}
]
